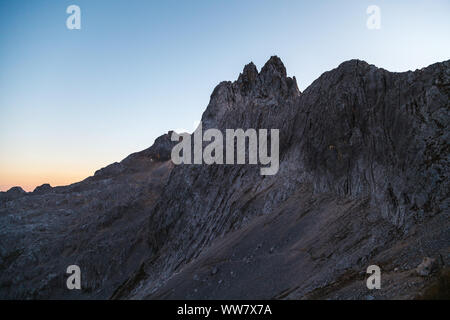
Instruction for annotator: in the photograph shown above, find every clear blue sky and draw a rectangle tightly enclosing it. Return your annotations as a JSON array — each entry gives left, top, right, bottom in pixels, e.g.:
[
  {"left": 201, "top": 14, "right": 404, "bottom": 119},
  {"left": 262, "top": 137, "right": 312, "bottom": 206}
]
[{"left": 0, "top": 0, "right": 449, "bottom": 191}]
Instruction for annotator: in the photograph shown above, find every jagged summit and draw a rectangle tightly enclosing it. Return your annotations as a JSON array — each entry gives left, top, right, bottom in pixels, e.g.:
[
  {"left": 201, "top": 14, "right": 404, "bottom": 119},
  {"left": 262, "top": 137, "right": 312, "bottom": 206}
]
[
  {"left": 237, "top": 62, "right": 258, "bottom": 86},
  {"left": 203, "top": 56, "right": 300, "bottom": 129},
  {"left": 235, "top": 56, "right": 297, "bottom": 93},
  {"left": 237, "top": 55, "right": 288, "bottom": 83},
  {"left": 93, "top": 131, "right": 176, "bottom": 179},
  {"left": 261, "top": 55, "right": 287, "bottom": 77}
]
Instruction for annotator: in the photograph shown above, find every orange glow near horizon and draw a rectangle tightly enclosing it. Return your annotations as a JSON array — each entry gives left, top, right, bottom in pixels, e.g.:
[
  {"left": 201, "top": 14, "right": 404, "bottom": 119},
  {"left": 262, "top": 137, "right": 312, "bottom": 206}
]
[
  {"left": 0, "top": 172, "right": 92, "bottom": 192},
  {"left": 0, "top": 163, "right": 103, "bottom": 192},
  {"left": 0, "top": 136, "right": 140, "bottom": 193}
]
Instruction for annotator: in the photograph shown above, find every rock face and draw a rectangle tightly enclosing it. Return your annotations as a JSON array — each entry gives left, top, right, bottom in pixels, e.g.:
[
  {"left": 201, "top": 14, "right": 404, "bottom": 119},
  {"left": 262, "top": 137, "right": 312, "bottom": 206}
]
[
  {"left": 0, "top": 186, "right": 27, "bottom": 202},
  {"left": 33, "top": 184, "right": 52, "bottom": 195},
  {"left": 0, "top": 57, "right": 449, "bottom": 300}
]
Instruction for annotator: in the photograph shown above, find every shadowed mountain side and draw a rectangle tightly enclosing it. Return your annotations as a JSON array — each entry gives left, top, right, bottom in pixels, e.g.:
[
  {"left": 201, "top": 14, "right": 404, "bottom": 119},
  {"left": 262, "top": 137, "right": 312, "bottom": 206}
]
[{"left": 146, "top": 187, "right": 449, "bottom": 299}]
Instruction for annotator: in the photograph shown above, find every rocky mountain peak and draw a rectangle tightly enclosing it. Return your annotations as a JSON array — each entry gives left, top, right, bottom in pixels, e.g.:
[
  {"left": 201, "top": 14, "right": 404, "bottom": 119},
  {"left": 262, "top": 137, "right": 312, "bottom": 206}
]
[
  {"left": 202, "top": 56, "right": 300, "bottom": 129},
  {"left": 238, "top": 62, "right": 258, "bottom": 83},
  {"left": 260, "top": 55, "right": 287, "bottom": 77},
  {"left": 258, "top": 55, "right": 300, "bottom": 98}
]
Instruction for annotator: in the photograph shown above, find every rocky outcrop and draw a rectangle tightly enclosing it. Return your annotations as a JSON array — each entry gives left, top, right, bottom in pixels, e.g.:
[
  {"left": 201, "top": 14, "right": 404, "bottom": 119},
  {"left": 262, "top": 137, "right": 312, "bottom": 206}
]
[
  {"left": 93, "top": 132, "right": 176, "bottom": 179},
  {"left": 0, "top": 186, "right": 27, "bottom": 203},
  {"left": 0, "top": 56, "right": 448, "bottom": 300},
  {"left": 33, "top": 184, "right": 52, "bottom": 195}
]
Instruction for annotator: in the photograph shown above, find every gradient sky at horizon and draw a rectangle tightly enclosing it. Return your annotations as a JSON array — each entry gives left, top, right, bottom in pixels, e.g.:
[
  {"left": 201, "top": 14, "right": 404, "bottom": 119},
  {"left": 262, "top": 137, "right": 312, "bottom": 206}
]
[{"left": 1, "top": 0, "right": 449, "bottom": 191}]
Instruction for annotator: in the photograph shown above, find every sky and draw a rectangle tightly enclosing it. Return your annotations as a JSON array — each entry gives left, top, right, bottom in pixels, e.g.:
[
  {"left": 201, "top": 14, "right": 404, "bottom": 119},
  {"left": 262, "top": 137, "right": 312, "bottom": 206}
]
[{"left": 0, "top": 0, "right": 449, "bottom": 191}]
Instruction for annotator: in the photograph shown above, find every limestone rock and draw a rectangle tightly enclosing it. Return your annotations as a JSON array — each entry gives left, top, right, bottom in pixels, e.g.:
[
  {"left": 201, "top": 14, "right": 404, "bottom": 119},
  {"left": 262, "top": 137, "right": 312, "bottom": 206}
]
[{"left": 416, "top": 257, "right": 438, "bottom": 276}]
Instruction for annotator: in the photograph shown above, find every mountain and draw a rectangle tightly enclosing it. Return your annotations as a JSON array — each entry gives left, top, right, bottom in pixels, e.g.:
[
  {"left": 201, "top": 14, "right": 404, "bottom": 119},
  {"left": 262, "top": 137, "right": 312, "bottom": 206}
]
[{"left": 0, "top": 57, "right": 448, "bottom": 299}]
